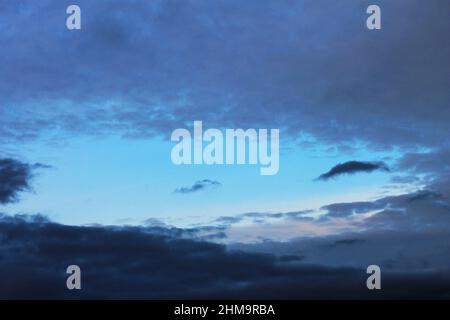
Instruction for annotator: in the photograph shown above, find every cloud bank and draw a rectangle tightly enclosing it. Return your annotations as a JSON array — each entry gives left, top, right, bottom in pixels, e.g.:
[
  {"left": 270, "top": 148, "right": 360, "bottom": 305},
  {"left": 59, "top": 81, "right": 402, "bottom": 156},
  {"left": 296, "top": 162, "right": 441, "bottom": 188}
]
[
  {"left": 1, "top": 214, "right": 450, "bottom": 299},
  {"left": 1, "top": 0, "right": 449, "bottom": 151}
]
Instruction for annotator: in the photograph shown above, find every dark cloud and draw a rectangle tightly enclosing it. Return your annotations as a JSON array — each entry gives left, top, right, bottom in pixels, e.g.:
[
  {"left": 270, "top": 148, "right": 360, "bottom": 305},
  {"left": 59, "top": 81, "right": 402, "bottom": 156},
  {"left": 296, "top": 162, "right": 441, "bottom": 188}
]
[
  {"left": 331, "top": 239, "right": 365, "bottom": 247},
  {"left": 174, "top": 179, "right": 221, "bottom": 194},
  {"left": 407, "top": 190, "right": 442, "bottom": 203},
  {"left": 0, "top": 158, "right": 42, "bottom": 204},
  {"left": 118, "top": 218, "right": 228, "bottom": 241},
  {"left": 230, "top": 184, "right": 450, "bottom": 273},
  {"left": 1, "top": 0, "right": 449, "bottom": 152},
  {"left": 317, "top": 161, "right": 390, "bottom": 181},
  {"left": 1, "top": 214, "right": 450, "bottom": 299},
  {"left": 395, "top": 148, "right": 450, "bottom": 198},
  {"left": 396, "top": 149, "right": 450, "bottom": 175}
]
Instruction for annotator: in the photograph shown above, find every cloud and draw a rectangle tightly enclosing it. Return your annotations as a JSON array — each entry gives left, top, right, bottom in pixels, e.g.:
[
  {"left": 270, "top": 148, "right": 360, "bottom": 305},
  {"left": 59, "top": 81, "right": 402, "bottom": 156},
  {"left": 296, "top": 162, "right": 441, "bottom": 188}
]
[
  {"left": 214, "top": 210, "right": 313, "bottom": 227},
  {"left": 0, "top": 158, "right": 51, "bottom": 204},
  {"left": 331, "top": 238, "right": 365, "bottom": 247},
  {"left": 1, "top": 214, "right": 450, "bottom": 299},
  {"left": 0, "top": 158, "right": 39, "bottom": 204},
  {"left": 320, "top": 201, "right": 382, "bottom": 218},
  {"left": 174, "top": 179, "right": 221, "bottom": 194},
  {"left": 227, "top": 183, "right": 450, "bottom": 273},
  {"left": 316, "top": 161, "right": 390, "bottom": 181},
  {"left": 1, "top": 0, "right": 450, "bottom": 153},
  {"left": 181, "top": 175, "right": 450, "bottom": 246}
]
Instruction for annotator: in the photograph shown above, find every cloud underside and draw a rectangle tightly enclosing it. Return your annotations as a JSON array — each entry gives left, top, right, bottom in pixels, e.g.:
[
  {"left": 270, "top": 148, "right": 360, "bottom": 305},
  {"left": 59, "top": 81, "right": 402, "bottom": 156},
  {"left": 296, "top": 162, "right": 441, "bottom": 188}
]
[
  {"left": 317, "top": 161, "right": 390, "bottom": 180},
  {"left": 1, "top": 214, "right": 450, "bottom": 299},
  {"left": 0, "top": 0, "right": 449, "bottom": 151}
]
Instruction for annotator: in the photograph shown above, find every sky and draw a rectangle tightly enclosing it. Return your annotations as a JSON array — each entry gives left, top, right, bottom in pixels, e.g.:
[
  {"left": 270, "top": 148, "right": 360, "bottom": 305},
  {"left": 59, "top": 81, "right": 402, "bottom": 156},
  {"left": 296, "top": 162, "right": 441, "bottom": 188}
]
[{"left": 1, "top": 0, "right": 450, "bottom": 298}]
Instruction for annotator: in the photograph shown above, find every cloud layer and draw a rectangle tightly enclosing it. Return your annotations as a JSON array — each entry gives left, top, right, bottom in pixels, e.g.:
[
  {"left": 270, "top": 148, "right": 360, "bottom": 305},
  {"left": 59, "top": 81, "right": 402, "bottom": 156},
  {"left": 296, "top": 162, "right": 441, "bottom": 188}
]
[
  {"left": 1, "top": 0, "right": 450, "bottom": 151},
  {"left": 1, "top": 214, "right": 450, "bottom": 299}
]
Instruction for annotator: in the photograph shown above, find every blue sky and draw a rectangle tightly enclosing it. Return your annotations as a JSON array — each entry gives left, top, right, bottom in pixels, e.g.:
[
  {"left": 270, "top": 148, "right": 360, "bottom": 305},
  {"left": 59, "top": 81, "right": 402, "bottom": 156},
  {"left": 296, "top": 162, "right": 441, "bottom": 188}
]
[{"left": 3, "top": 132, "right": 397, "bottom": 226}]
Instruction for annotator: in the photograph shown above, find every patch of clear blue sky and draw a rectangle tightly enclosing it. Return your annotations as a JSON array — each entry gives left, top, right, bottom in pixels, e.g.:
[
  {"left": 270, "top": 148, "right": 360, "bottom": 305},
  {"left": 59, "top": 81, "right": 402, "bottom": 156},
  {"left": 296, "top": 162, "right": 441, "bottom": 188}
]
[{"left": 5, "top": 133, "right": 397, "bottom": 227}]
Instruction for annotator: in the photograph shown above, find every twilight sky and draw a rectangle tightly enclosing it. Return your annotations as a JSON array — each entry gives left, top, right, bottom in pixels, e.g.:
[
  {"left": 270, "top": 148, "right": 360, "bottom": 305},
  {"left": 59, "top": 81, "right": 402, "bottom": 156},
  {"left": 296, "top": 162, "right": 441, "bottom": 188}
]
[{"left": 1, "top": 0, "right": 450, "bottom": 298}]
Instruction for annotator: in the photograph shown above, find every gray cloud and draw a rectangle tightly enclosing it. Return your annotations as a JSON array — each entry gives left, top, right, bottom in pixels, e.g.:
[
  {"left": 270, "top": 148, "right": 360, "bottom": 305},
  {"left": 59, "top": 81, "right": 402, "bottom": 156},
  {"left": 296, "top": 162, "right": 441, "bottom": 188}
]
[
  {"left": 229, "top": 181, "right": 450, "bottom": 273},
  {"left": 317, "top": 161, "right": 390, "bottom": 181},
  {"left": 1, "top": 0, "right": 449, "bottom": 153},
  {"left": 1, "top": 214, "right": 450, "bottom": 299},
  {"left": 213, "top": 210, "right": 313, "bottom": 227},
  {"left": 0, "top": 158, "right": 48, "bottom": 204},
  {"left": 320, "top": 201, "right": 382, "bottom": 218},
  {"left": 174, "top": 179, "right": 221, "bottom": 194}
]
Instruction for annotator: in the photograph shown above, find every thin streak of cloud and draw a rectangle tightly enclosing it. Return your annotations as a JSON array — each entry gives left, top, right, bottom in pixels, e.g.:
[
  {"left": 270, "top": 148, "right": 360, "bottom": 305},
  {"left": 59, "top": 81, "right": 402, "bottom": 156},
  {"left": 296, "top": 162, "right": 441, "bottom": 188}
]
[{"left": 174, "top": 179, "right": 221, "bottom": 194}]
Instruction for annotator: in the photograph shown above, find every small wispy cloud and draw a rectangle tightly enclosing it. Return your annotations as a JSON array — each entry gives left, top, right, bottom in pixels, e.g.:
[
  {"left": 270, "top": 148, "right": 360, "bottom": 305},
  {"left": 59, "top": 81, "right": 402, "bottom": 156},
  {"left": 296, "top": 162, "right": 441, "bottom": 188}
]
[
  {"left": 316, "top": 161, "right": 390, "bottom": 181},
  {"left": 174, "top": 179, "right": 221, "bottom": 194}
]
